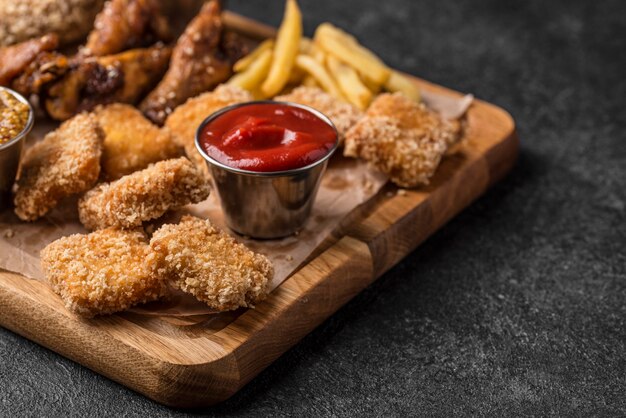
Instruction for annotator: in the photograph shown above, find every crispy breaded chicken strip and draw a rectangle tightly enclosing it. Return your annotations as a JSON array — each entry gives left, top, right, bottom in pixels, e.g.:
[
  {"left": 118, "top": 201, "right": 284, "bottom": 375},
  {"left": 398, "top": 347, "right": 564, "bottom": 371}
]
[
  {"left": 140, "top": 1, "right": 247, "bottom": 125},
  {"left": 41, "top": 228, "right": 166, "bottom": 317},
  {"left": 275, "top": 86, "right": 362, "bottom": 145},
  {"left": 344, "top": 93, "right": 461, "bottom": 188},
  {"left": 13, "top": 113, "right": 103, "bottom": 221},
  {"left": 164, "top": 84, "right": 253, "bottom": 175},
  {"left": 85, "top": 0, "right": 172, "bottom": 56},
  {"left": 95, "top": 103, "right": 181, "bottom": 180},
  {"left": 150, "top": 215, "right": 273, "bottom": 311},
  {"left": 78, "top": 157, "right": 210, "bottom": 230}
]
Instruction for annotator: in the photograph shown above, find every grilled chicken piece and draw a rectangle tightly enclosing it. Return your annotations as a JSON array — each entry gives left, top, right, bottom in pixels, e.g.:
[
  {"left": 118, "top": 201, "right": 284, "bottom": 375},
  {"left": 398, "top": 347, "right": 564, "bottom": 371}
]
[
  {"left": 45, "top": 44, "right": 171, "bottom": 121},
  {"left": 11, "top": 51, "right": 69, "bottom": 97},
  {"left": 140, "top": 1, "right": 247, "bottom": 125},
  {"left": 85, "top": 0, "right": 172, "bottom": 56},
  {"left": 0, "top": 34, "right": 59, "bottom": 86}
]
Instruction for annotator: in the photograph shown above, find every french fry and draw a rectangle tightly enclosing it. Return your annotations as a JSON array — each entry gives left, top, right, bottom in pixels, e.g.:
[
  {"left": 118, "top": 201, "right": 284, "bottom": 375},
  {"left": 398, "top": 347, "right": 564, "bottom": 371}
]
[
  {"left": 299, "top": 37, "right": 313, "bottom": 54},
  {"left": 384, "top": 71, "right": 421, "bottom": 102},
  {"left": 233, "top": 39, "right": 274, "bottom": 73},
  {"left": 314, "top": 23, "right": 391, "bottom": 85},
  {"left": 326, "top": 55, "right": 372, "bottom": 110},
  {"left": 309, "top": 44, "right": 326, "bottom": 66},
  {"left": 302, "top": 75, "right": 319, "bottom": 88},
  {"left": 261, "top": 0, "right": 302, "bottom": 97},
  {"left": 360, "top": 75, "right": 382, "bottom": 95},
  {"left": 295, "top": 54, "right": 345, "bottom": 100},
  {"left": 228, "top": 49, "right": 273, "bottom": 92}
]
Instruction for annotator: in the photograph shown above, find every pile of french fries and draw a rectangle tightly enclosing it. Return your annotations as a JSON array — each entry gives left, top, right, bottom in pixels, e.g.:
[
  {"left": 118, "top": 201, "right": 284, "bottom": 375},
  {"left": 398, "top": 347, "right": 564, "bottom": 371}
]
[{"left": 228, "top": 0, "right": 420, "bottom": 110}]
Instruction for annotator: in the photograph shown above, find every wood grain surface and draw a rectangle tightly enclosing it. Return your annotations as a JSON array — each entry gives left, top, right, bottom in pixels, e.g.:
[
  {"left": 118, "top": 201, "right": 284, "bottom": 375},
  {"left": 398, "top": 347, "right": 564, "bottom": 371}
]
[{"left": 0, "top": 14, "right": 518, "bottom": 408}]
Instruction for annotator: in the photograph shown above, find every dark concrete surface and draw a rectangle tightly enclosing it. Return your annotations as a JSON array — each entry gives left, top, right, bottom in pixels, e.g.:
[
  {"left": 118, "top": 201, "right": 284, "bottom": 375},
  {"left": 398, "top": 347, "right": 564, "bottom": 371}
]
[{"left": 1, "top": 0, "right": 625, "bottom": 416}]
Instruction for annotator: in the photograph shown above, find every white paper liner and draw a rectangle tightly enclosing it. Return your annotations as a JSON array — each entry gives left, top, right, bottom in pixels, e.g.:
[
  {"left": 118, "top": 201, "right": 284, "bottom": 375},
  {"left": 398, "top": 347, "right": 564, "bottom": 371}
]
[{"left": 0, "top": 90, "right": 472, "bottom": 318}]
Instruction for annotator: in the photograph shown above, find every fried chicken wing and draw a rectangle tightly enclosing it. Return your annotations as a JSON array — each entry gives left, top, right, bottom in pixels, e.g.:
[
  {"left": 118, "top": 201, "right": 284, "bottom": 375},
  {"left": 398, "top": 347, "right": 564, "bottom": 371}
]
[
  {"left": 140, "top": 1, "right": 247, "bottom": 125},
  {"left": 78, "top": 157, "right": 210, "bottom": 230},
  {"left": 0, "top": 34, "right": 59, "bottom": 86},
  {"left": 85, "top": 0, "right": 172, "bottom": 57},
  {"left": 11, "top": 51, "right": 69, "bottom": 97},
  {"left": 41, "top": 227, "right": 167, "bottom": 317},
  {"left": 95, "top": 103, "right": 181, "bottom": 180},
  {"left": 45, "top": 44, "right": 172, "bottom": 120},
  {"left": 164, "top": 84, "right": 253, "bottom": 176},
  {"left": 275, "top": 86, "right": 362, "bottom": 145},
  {"left": 150, "top": 215, "right": 273, "bottom": 311},
  {"left": 344, "top": 93, "right": 461, "bottom": 188},
  {"left": 13, "top": 113, "right": 103, "bottom": 221}
]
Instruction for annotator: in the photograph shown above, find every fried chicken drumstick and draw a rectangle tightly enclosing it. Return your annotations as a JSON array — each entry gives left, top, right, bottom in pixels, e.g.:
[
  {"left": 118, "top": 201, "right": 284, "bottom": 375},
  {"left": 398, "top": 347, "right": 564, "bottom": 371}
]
[{"left": 140, "top": 0, "right": 247, "bottom": 125}]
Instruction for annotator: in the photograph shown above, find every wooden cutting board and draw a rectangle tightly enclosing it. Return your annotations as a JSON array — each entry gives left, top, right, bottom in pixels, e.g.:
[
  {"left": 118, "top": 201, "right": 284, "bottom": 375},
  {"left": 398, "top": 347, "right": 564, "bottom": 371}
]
[{"left": 0, "top": 12, "right": 518, "bottom": 408}]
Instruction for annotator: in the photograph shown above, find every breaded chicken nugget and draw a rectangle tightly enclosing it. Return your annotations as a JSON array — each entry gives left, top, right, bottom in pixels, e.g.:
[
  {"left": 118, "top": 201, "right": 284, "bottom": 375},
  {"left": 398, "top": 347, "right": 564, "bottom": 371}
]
[
  {"left": 164, "top": 84, "right": 252, "bottom": 175},
  {"left": 13, "top": 113, "right": 103, "bottom": 221},
  {"left": 41, "top": 227, "right": 166, "bottom": 317},
  {"left": 78, "top": 157, "right": 210, "bottom": 230},
  {"left": 275, "top": 86, "right": 362, "bottom": 145},
  {"left": 95, "top": 103, "right": 181, "bottom": 180},
  {"left": 344, "top": 93, "right": 461, "bottom": 188},
  {"left": 150, "top": 215, "right": 273, "bottom": 311}
]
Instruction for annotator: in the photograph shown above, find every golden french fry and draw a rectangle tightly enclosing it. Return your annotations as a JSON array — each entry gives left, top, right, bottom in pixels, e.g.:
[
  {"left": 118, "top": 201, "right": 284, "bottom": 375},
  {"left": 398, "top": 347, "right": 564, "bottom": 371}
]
[
  {"left": 385, "top": 71, "right": 421, "bottom": 102},
  {"left": 314, "top": 23, "right": 391, "bottom": 85},
  {"left": 360, "top": 74, "right": 382, "bottom": 94},
  {"left": 228, "top": 49, "right": 273, "bottom": 91},
  {"left": 261, "top": 0, "right": 302, "bottom": 97},
  {"left": 233, "top": 39, "right": 274, "bottom": 73},
  {"left": 288, "top": 66, "right": 306, "bottom": 84},
  {"left": 302, "top": 75, "right": 319, "bottom": 88},
  {"left": 295, "top": 54, "right": 345, "bottom": 100},
  {"left": 327, "top": 55, "right": 372, "bottom": 110},
  {"left": 309, "top": 44, "right": 326, "bottom": 65},
  {"left": 299, "top": 37, "right": 313, "bottom": 54}
]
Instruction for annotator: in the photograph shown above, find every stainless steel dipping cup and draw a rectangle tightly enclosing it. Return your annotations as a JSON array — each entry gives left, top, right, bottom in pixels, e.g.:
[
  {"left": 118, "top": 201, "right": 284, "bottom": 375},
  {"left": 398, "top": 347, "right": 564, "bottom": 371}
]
[
  {"left": 195, "top": 101, "right": 338, "bottom": 239},
  {"left": 0, "top": 87, "right": 34, "bottom": 209}
]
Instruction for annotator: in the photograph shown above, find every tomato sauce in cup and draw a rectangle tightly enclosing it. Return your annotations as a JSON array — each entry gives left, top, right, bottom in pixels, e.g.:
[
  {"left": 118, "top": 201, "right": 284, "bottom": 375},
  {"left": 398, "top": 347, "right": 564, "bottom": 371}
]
[{"left": 198, "top": 102, "right": 337, "bottom": 172}]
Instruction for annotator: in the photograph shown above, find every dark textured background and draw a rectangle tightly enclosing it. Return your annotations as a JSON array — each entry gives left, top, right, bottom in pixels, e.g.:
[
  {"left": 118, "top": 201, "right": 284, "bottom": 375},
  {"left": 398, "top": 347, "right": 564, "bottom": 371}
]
[{"left": 1, "top": 0, "right": 625, "bottom": 416}]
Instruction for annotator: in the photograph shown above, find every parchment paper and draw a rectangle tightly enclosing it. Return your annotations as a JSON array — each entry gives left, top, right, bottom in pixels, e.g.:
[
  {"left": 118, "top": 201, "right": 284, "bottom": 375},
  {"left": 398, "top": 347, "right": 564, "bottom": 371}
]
[{"left": 0, "top": 91, "right": 471, "bottom": 317}]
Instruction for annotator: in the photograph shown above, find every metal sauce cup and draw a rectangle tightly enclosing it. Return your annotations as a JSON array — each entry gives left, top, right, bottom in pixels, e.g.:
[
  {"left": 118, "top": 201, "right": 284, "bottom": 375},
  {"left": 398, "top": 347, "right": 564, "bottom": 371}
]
[
  {"left": 195, "top": 101, "right": 339, "bottom": 239},
  {"left": 0, "top": 87, "right": 34, "bottom": 209}
]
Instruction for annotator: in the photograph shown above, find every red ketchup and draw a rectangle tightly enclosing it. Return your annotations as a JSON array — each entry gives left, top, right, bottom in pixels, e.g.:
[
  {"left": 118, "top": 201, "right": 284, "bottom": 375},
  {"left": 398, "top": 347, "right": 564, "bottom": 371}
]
[{"left": 199, "top": 103, "right": 337, "bottom": 172}]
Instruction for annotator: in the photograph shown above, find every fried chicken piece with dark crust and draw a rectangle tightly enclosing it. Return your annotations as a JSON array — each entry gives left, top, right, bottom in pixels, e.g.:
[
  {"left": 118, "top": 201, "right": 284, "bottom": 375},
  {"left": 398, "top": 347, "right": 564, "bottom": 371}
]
[
  {"left": 78, "top": 157, "right": 210, "bottom": 230},
  {"left": 45, "top": 44, "right": 171, "bottom": 121},
  {"left": 85, "top": 0, "right": 172, "bottom": 57},
  {"left": 13, "top": 113, "right": 103, "bottom": 221},
  {"left": 41, "top": 227, "right": 167, "bottom": 318},
  {"left": 11, "top": 51, "right": 69, "bottom": 97},
  {"left": 140, "top": 0, "right": 247, "bottom": 125},
  {"left": 0, "top": 34, "right": 59, "bottom": 86},
  {"left": 150, "top": 215, "right": 273, "bottom": 312}
]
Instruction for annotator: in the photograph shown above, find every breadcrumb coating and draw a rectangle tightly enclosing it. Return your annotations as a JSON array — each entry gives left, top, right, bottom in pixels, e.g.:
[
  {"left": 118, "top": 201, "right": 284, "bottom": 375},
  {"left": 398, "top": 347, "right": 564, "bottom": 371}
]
[
  {"left": 275, "top": 86, "right": 362, "bottom": 145},
  {"left": 0, "top": 0, "right": 104, "bottom": 46},
  {"left": 150, "top": 215, "right": 273, "bottom": 311},
  {"left": 13, "top": 113, "right": 103, "bottom": 221},
  {"left": 41, "top": 228, "right": 166, "bottom": 317},
  {"left": 78, "top": 157, "right": 210, "bottom": 230},
  {"left": 344, "top": 93, "right": 461, "bottom": 188},
  {"left": 164, "top": 84, "right": 253, "bottom": 176},
  {"left": 95, "top": 103, "right": 181, "bottom": 180}
]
